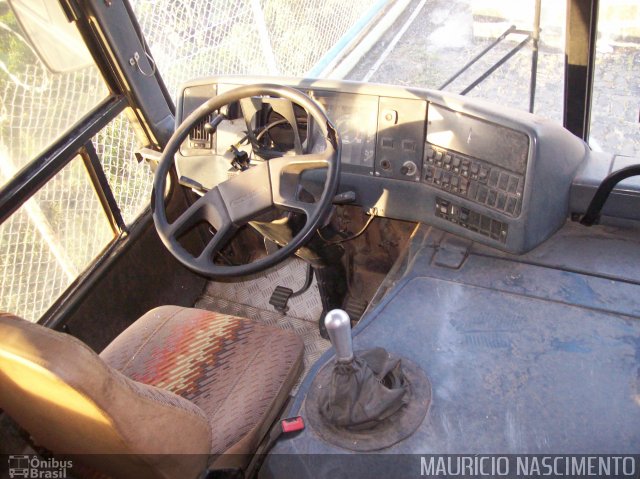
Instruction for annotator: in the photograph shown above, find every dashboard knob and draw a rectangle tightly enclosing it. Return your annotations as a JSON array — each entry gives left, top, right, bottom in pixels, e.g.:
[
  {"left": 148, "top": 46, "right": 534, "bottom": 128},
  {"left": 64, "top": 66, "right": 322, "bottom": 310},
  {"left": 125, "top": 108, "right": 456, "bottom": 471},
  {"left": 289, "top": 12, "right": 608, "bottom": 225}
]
[{"left": 401, "top": 161, "right": 417, "bottom": 176}]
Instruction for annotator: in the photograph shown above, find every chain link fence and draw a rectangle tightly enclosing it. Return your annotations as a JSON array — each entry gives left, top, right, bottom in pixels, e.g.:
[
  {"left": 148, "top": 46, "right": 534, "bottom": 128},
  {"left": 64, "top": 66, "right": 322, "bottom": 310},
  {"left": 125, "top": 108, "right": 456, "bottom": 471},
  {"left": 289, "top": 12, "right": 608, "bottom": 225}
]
[
  {"left": 0, "top": 0, "right": 379, "bottom": 321},
  {"left": 132, "top": 0, "right": 376, "bottom": 95}
]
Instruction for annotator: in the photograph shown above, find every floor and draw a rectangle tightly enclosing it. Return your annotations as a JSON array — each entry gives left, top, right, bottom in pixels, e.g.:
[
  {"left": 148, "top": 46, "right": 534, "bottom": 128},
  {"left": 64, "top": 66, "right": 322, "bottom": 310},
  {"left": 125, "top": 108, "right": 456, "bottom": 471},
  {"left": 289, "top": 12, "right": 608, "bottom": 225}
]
[{"left": 194, "top": 257, "right": 330, "bottom": 391}]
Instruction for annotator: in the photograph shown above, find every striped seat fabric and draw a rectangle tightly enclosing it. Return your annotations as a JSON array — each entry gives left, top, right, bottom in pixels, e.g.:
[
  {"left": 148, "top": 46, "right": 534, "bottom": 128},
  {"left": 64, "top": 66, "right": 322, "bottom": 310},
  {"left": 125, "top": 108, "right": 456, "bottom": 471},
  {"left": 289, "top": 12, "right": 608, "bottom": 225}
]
[{"left": 100, "top": 306, "right": 304, "bottom": 457}]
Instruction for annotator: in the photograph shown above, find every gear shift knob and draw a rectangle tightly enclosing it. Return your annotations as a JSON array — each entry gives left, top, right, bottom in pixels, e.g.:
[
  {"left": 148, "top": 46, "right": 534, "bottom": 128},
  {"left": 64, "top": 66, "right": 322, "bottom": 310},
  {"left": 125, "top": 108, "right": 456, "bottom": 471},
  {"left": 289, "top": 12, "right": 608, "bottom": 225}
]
[{"left": 324, "top": 309, "right": 353, "bottom": 362}]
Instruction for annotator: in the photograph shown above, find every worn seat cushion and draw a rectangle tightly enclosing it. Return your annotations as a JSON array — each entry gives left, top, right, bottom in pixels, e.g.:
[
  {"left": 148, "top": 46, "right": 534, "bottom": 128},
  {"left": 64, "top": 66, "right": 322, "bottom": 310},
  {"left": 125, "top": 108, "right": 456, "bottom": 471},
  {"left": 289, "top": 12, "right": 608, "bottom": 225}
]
[{"left": 100, "top": 306, "right": 304, "bottom": 456}]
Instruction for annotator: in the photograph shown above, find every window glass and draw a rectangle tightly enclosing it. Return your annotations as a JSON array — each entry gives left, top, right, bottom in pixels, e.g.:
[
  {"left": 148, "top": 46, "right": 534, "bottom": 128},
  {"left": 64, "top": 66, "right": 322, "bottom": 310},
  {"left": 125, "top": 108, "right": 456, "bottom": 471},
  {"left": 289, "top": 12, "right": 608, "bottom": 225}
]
[
  {"left": 0, "top": 156, "right": 115, "bottom": 322},
  {"left": 130, "top": 0, "right": 377, "bottom": 98},
  {"left": 589, "top": 0, "right": 640, "bottom": 157},
  {"left": 130, "top": 0, "right": 566, "bottom": 124},
  {"left": 92, "top": 113, "right": 154, "bottom": 224},
  {"left": 347, "top": 0, "right": 566, "bottom": 124},
  {"left": 0, "top": 3, "right": 109, "bottom": 188}
]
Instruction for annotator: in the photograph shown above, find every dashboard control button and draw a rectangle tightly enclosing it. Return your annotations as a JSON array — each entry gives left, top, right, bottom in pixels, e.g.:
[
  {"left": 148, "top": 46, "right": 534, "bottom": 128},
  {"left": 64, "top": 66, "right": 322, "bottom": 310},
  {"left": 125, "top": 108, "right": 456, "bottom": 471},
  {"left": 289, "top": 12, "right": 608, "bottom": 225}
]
[
  {"left": 477, "top": 186, "right": 489, "bottom": 203},
  {"left": 382, "top": 109, "right": 398, "bottom": 124},
  {"left": 478, "top": 166, "right": 489, "bottom": 182},
  {"left": 487, "top": 189, "right": 498, "bottom": 207},
  {"left": 468, "top": 180, "right": 479, "bottom": 199},
  {"left": 491, "top": 220, "right": 502, "bottom": 237},
  {"left": 459, "top": 178, "right": 469, "bottom": 194},
  {"left": 498, "top": 172, "right": 510, "bottom": 191},
  {"left": 400, "top": 161, "right": 417, "bottom": 176},
  {"left": 381, "top": 137, "right": 394, "bottom": 149},
  {"left": 442, "top": 172, "right": 451, "bottom": 185},
  {"left": 488, "top": 170, "right": 500, "bottom": 188},
  {"left": 480, "top": 216, "right": 491, "bottom": 232},
  {"left": 425, "top": 166, "right": 435, "bottom": 180},
  {"left": 468, "top": 211, "right": 480, "bottom": 228},
  {"left": 402, "top": 139, "right": 416, "bottom": 152},
  {"left": 506, "top": 196, "right": 518, "bottom": 215},
  {"left": 507, "top": 176, "right": 519, "bottom": 194},
  {"left": 497, "top": 192, "right": 507, "bottom": 210}
]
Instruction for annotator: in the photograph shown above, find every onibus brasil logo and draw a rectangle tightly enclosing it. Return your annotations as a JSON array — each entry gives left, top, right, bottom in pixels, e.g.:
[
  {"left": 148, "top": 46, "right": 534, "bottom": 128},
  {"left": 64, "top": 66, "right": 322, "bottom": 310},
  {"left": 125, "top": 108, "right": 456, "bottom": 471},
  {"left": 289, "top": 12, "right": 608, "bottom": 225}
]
[{"left": 8, "top": 455, "right": 72, "bottom": 479}]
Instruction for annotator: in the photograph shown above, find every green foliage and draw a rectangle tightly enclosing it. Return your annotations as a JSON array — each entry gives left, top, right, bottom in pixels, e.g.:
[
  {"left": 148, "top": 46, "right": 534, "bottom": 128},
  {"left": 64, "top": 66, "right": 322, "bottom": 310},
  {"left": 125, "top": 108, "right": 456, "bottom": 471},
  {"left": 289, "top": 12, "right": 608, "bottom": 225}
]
[{"left": 0, "top": 3, "right": 38, "bottom": 81}]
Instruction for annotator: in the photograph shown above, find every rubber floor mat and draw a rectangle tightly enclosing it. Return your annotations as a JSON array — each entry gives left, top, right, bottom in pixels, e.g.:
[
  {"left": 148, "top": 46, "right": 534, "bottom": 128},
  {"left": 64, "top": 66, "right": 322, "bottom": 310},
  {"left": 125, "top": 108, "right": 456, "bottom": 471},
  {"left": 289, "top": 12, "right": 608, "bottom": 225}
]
[{"left": 200, "top": 257, "right": 323, "bottom": 322}]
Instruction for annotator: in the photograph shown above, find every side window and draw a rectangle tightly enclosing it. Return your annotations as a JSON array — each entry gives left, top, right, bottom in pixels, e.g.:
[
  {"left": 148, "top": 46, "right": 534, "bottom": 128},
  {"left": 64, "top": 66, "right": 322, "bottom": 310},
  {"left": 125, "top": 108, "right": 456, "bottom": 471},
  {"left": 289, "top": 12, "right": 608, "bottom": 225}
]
[
  {"left": 589, "top": 0, "right": 640, "bottom": 157},
  {"left": 0, "top": 156, "right": 114, "bottom": 321},
  {"left": 93, "top": 114, "right": 154, "bottom": 224},
  {"left": 0, "top": 3, "right": 153, "bottom": 322},
  {"left": 0, "top": 3, "right": 107, "bottom": 186}
]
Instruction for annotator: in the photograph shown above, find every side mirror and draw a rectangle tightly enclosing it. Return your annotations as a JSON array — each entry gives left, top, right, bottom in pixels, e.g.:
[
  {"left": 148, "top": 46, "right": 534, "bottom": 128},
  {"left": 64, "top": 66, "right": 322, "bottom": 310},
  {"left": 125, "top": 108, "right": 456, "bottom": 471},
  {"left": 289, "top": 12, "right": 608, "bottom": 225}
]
[{"left": 8, "top": 0, "right": 93, "bottom": 73}]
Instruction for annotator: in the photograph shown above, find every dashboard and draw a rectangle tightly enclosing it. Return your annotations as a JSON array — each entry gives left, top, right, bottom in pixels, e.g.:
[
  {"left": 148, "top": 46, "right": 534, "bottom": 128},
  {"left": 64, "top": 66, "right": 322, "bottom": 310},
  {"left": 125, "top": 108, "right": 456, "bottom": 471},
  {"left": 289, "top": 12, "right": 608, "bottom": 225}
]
[{"left": 175, "top": 77, "right": 590, "bottom": 254}]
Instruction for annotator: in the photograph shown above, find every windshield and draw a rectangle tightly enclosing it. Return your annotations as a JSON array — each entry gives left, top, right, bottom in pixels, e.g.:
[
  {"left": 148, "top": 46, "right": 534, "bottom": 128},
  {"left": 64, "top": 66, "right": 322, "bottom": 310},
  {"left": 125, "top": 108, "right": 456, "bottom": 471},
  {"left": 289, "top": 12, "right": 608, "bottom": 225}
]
[{"left": 129, "top": 0, "right": 639, "bottom": 157}]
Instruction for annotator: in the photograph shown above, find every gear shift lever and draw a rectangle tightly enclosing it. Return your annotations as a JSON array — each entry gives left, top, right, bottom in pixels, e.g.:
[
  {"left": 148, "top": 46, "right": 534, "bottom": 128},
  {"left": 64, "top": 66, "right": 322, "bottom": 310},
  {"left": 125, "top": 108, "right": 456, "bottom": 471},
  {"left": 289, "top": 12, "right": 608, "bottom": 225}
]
[
  {"left": 324, "top": 309, "right": 353, "bottom": 363},
  {"left": 315, "top": 309, "right": 411, "bottom": 432}
]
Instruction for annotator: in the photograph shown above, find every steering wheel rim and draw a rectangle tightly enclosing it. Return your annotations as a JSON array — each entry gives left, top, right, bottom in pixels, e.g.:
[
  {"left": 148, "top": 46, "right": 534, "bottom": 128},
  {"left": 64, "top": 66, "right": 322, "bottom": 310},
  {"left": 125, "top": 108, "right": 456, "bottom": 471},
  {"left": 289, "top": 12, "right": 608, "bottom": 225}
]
[{"left": 152, "top": 83, "right": 341, "bottom": 278}]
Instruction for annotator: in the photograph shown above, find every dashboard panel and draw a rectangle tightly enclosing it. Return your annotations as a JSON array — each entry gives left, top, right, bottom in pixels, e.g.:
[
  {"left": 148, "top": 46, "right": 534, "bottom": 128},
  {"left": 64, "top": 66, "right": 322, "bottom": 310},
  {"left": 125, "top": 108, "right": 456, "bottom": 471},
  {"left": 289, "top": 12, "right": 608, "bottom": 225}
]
[
  {"left": 312, "top": 91, "right": 378, "bottom": 174},
  {"left": 175, "top": 77, "right": 588, "bottom": 254}
]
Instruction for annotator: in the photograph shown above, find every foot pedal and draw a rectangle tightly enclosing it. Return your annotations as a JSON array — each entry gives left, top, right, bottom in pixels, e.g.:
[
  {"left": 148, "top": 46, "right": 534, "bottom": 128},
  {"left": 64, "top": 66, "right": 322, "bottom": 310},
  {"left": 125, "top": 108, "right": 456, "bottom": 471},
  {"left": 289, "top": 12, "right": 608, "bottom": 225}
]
[
  {"left": 269, "top": 286, "right": 293, "bottom": 313},
  {"left": 344, "top": 297, "right": 368, "bottom": 323}
]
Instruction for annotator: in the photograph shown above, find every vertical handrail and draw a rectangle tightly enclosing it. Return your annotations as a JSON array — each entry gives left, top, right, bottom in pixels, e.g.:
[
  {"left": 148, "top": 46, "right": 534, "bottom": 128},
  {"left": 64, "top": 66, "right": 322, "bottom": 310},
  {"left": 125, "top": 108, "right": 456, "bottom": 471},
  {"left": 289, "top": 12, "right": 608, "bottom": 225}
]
[{"left": 529, "top": 0, "right": 542, "bottom": 113}]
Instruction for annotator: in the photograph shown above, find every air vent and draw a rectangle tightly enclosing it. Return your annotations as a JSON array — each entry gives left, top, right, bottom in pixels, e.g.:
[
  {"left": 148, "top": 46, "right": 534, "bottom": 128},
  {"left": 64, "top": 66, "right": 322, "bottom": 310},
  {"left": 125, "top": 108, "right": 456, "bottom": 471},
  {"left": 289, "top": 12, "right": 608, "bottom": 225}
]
[{"left": 189, "top": 113, "right": 214, "bottom": 149}]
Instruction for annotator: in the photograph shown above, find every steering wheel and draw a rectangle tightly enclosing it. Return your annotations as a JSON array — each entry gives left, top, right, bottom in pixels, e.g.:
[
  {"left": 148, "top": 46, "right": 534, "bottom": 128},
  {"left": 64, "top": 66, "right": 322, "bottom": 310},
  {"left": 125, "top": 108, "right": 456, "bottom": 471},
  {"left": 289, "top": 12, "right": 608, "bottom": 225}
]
[{"left": 152, "top": 84, "right": 341, "bottom": 278}]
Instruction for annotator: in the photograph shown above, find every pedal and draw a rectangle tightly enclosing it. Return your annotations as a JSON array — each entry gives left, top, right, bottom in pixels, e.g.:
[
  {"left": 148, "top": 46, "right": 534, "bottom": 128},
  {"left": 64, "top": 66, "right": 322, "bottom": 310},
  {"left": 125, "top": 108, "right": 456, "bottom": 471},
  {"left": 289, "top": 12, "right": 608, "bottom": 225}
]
[
  {"left": 269, "top": 286, "right": 293, "bottom": 313},
  {"left": 343, "top": 296, "right": 368, "bottom": 323}
]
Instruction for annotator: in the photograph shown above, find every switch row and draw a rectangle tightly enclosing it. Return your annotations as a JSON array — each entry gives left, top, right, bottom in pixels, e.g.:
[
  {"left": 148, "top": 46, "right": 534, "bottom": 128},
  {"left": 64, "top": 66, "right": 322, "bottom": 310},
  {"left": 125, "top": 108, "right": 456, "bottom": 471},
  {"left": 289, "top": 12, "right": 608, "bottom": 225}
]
[
  {"left": 435, "top": 198, "right": 508, "bottom": 243},
  {"left": 424, "top": 144, "right": 524, "bottom": 217}
]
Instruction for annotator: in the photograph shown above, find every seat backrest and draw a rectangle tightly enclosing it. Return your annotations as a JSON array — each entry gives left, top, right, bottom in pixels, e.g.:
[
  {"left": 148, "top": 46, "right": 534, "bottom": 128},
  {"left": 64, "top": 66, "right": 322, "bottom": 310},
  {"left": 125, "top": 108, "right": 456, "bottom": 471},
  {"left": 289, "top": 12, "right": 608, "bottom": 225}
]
[{"left": 0, "top": 313, "right": 212, "bottom": 479}]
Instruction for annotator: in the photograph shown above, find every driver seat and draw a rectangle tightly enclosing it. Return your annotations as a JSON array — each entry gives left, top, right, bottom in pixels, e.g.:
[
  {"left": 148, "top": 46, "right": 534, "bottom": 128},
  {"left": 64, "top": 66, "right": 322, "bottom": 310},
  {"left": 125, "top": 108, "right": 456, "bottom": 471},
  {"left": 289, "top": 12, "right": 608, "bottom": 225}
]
[{"left": 0, "top": 306, "right": 303, "bottom": 478}]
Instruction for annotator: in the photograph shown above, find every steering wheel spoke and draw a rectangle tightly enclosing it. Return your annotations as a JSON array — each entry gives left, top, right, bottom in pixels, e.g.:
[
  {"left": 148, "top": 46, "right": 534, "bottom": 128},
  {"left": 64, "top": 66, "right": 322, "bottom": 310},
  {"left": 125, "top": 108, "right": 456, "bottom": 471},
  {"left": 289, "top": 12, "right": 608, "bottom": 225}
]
[
  {"left": 273, "top": 196, "right": 315, "bottom": 217},
  {"left": 196, "top": 222, "right": 238, "bottom": 267},
  {"left": 269, "top": 151, "right": 331, "bottom": 174},
  {"left": 166, "top": 187, "right": 230, "bottom": 240},
  {"left": 268, "top": 150, "right": 332, "bottom": 218}
]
